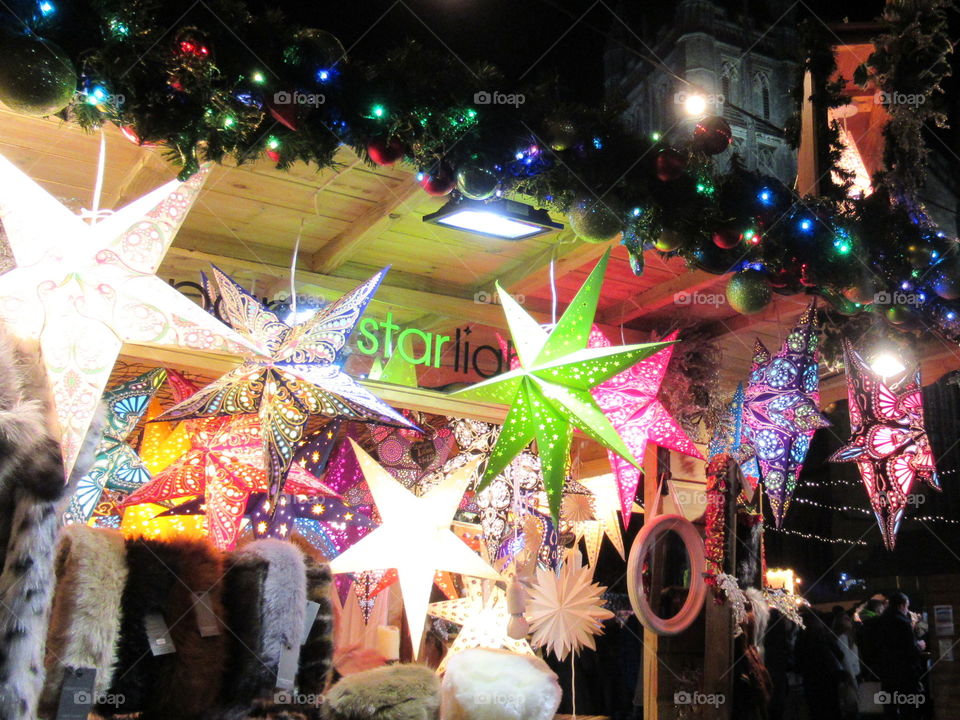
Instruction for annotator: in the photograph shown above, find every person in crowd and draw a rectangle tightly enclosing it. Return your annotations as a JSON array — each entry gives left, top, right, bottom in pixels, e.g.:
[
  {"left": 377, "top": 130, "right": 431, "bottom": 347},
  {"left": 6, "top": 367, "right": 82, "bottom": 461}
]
[
  {"left": 833, "top": 611, "right": 861, "bottom": 719},
  {"left": 795, "top": 609, "right": 845, "bottom": 717},
  {"left": 858, "top": 594, "right": 887, "bottom": 681},
  {"left": 764, "top": 609, "right": 796, "bottom": 720},
  {"left": 875, "top": 592, "right": 925, "bottom": 719}
]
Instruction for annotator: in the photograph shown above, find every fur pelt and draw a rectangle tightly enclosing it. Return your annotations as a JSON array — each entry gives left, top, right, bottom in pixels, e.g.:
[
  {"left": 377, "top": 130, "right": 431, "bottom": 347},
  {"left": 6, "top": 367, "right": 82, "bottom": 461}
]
[
  {"left": 39, "top": 525, "right": 128, "bottom": 718},
  {"left": 104, "top": 537, "right": 226, "bottom": 720},
  {"left": 324, "top": 664, "right": 441, "bottom": 720},
  {"left": 745, "top": 587, "right": 771, "bottom": 660},
  {"left": 298, "top": 558, "right": 334, "bottom": 694},
  {"left": 0, "top": 329, "right": 103, "bottom": 720}
]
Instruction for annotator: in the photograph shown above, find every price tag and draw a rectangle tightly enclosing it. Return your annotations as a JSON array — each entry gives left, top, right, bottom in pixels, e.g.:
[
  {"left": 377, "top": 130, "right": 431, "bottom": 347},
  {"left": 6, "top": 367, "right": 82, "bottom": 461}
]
[
  {"left": 55, "top": 667, "right": 97, "bottom": 720},
  {"left": 193, "top": 592, "right": 221, "bottom": 637},
  {"left": 144, "top": 612, "right": 176, "bottom": 656}
]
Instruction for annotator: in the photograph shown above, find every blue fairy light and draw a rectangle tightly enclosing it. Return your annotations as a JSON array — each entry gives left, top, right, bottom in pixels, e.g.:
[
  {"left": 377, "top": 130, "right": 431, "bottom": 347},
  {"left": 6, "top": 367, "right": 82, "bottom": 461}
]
[
  {"left": 797, "top": 218, "right": 813, "bottom": 233},
  {"left": 758, "top": 188, "right": 773, "bottom": 205},
  {"left": 38, "top": 0, "right": 54, "bottom": 16}
]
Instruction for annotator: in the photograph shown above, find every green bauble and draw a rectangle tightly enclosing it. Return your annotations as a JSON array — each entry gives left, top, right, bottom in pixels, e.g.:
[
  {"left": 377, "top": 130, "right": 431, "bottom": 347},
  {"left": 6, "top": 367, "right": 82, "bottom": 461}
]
[
  {"left": 654, "top": 229, "right": 683, "bottom": 252},
  {"left": 567, "top": 196, "right": 622, "bottom": 243},
  {"left": 842, "top": 274, "right": 876, "bottom": 305},
  {"left": 546, "top": 117, "right": 579, "bottom": 151},
  {"left": 284, "top": 29, "right": 345, "bottom": 68},
  {"left": 822, "top": 290, "right": 862, "bottom": 316},
  {"left": 455, "top": 161, "right": 499, "bottom": 200},
  {"left": 885, "top": 304, "right": 910, "bottom": 325},
  {"left": 726, "top": 270, "right": 772, "bottom": 315},
  {"left": 0, "top": 35, "right": 77, "bottom": 117}
]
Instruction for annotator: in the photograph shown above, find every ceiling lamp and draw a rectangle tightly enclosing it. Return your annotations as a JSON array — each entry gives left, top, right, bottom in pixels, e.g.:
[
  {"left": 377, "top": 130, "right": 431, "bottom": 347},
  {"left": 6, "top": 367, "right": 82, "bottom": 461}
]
[{"left": 424, "top": 198, "right": 562, "bottom": 240}]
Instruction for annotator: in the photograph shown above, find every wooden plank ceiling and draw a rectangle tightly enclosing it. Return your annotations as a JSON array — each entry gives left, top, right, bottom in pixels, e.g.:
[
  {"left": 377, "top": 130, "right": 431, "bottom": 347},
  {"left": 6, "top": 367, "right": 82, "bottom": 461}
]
[{"left": 2, "top": 107, "right": 956, "bottom": 405}]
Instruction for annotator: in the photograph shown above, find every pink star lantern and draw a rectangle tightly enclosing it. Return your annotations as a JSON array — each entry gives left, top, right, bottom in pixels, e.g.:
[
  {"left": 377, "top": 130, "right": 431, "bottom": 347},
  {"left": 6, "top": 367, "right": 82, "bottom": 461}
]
[{"left": 589, "top": 328, "right": 702, "bottom": 523}]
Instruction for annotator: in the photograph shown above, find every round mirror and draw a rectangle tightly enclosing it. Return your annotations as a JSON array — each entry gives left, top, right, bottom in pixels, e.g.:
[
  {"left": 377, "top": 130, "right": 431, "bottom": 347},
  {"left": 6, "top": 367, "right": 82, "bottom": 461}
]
[{"left": 627, "top": 514, "right": 707, "bottom": 635}]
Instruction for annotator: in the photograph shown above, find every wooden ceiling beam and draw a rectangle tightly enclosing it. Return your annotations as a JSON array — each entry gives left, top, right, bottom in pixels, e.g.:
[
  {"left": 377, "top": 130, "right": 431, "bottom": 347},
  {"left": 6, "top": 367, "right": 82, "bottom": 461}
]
[
  {"left": 492, "top": 229, "right": 612, "bottom": 294},
  {"left": 596, "top": 269, "right": 720, "bottom": 325},
  {"left": 307, "top": 175, "right": 421, "bottom": 274}
]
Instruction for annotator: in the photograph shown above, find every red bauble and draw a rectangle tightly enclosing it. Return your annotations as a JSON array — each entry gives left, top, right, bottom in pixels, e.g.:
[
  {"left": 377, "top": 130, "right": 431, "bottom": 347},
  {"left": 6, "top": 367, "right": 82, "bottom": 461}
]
[
  {"left": 799, "top": 263, "right": 817, "bottom": 287},
  {"left": 367, "top": 136, "right": 405, "bottom": 166},
  {"left": 655, "top": 148, "right": 686, "bottom": 182},
  {"left": 712, "top": 227, "right": 740, "bottom": 249},
  {"left": 265, "top": 94, "right": 299, "bottom": 132},
  {"left": 693, "top": 116, "right": 732, "bottom": 155},
  {"left": 265, "top": 149, "right": 281, "bottom": 163},
  {"left": 419, "top": 164, "right": 456, "bottom": 196},
  {"left": 768, "top": 269, "right": 794, "bottom": 289},
  {"left": 119, "top": 125, "right": 157, "bottom": 148}
]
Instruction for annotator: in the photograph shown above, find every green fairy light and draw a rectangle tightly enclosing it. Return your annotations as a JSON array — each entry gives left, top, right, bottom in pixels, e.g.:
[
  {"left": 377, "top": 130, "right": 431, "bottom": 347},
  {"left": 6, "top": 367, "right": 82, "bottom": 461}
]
[
  {"left": 370, "top": 104, "right": 386, "bottom": 119},
  {"left": 251, "top": 71, "right": 266, "bottom": 84},
  {"left": 267, "top": 136, "right": 280, "bottom": 150},
  {"left": 223, "top": 115, "right": 236, "bottom": 128}
]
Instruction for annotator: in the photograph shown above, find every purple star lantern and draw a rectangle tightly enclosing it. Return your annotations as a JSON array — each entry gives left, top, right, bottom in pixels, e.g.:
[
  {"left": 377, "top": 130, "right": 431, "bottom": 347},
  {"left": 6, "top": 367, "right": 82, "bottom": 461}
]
[{"left": 743, "top": 302, "right": 830, "bottom": 526}]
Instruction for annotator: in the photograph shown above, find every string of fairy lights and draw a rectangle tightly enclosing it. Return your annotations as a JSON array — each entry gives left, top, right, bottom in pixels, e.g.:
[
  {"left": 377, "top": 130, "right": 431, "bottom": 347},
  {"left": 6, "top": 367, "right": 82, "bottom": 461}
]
[
  {"left": 792, "top": 496, "right": 960, "bottom": 526},
  {"left": 765, "top": 525, "right": 869, "bottom": 546}
]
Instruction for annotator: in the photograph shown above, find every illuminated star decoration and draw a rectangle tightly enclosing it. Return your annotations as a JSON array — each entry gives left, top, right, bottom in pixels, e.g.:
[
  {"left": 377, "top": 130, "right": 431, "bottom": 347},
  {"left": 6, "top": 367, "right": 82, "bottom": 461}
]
[
  {"left": 0, "top": 155, "right": 256, "bottom": 477},
  {"left": 707, "top": 383, "right": 761, "bottom": 488},
  {"left": 122, "top": 415, "right": 339, "bottom": 549},
  {"left": 65, "top": 368, "right": 167, "bottom": 524},
  {"left": 590, "top": 328, "right": 703, "bottom": 523},
  {"left": 329, "top": 440, "right": 500, "bottom": 657},
  {"left": 828, "top": 340, "right": 939, "bottom": 550},
  {"left": 453, "top": 250, "right": 672, "bottom": 520},
  {"left": 428, "top": 576, "right": 535, "bottom": 672},
  {"left": 743, "top": 303, "right": 830, "bottom": 526},
  {"left": 567, "top": 474, "right": 642, "bottom": 568},
  {"left": 157, "top": 265, "right": 414, "bottom": 505}
]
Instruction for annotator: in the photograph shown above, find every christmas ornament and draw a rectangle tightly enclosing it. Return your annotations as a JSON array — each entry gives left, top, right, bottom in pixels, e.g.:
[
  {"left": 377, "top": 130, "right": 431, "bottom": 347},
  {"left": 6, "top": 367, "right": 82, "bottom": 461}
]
[
  {"left": 419, "top": 163, "right": 456, "bottom": 196},
  {"left": 590, "top": 328, "right": 702, "bottom": 523},
  {"left": 654, "top": 148, "right": 686, "bottom": 182},
  {"left": 566, "top": 474, "right": 642, "bottom": 567},
  {"left": 123, "top": 415, "right": 340, "bottom": 549},
  {"left": 693, "top": 115, "right": 732, "bottom": 155},
  {"left": 119, "top": 125, "right": 157, "bottom": 148},
  {"left": 842, "top": 274, "right": 876, "bottom": 305},
  {"left": 886, "top": 304, "right": 910, "bottom": 325},
  {"left": 367, "top": 137, "right": 405, "bottom": 166},
  {"left": 726, "top": 269, "right": 772, "bottom": 315},
  {"left": 712, "top": 226, "right": 740, "bottom": 249},
  {"left": 158, "top": 265, "right": 412, "bottom": 505},
  {"left": 653, "top": 229, "right": 683, "bottom": 252},
  {"left": 743, "top": 303, "right": 830, "bottom": 525},
  {"left": 689, "top": 242, "right": 738, "bottom": 274},
  {"left": 65, "top": 368, "right": 167, "bottom": 524},
  {"left": 930, "top": 266, "right": 960, "bottom": 300},
  {"left": 453, "top": 251, "right": 672, "bottom": 519},
  {"left": 265, "top": 94, "right": 299, "bottom": 131},
  {"left": 0, "top": 34, "right": 77, "bottom": 116},
  {"left": 526, "top": 552, "right": 613, "bottom": 660},
  {"left": 428, "top": 576, "right": 534, "bottom": 672},
  {"left": 567, "top": 196, "right": 622, "bottom": 244},
  {"left": 545, "top": 116, "right": 579, "bottom": 152},
  {"left": 329, "top": 441, "right": 500, "bottom": 657},
  {"left": 0, "top": 155, "right": 255, "bottom": 477},
  {"left": 829, "top": 340, "right": 939, "bottom": 549},
  {"left": 455, "top": 160, "right": 499, "bottom": 201},
  {"left": 284, "top": 29, "right": 345, "bottom": 69}
]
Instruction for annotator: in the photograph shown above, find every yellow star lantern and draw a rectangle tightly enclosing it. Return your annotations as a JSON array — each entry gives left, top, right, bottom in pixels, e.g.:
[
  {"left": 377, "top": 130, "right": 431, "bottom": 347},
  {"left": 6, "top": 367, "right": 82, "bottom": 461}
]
[
  {"left": 429, "top": 576, "right": 534, "bottom": 672},
  {"left": 569, "top": 474, "right": 642, "bottom": 567},
  {"left": 0, "top": 155, "right": 259, "bottom": 476},
  {"left": 330, "top": 440, "right": 500, "bottom": 657}
]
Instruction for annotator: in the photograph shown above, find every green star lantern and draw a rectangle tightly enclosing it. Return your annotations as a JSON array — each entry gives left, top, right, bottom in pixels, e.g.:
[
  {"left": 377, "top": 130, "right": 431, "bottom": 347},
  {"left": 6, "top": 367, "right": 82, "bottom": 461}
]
[{"left": 453, "top": 250, "right": 674, "bottom": 519}]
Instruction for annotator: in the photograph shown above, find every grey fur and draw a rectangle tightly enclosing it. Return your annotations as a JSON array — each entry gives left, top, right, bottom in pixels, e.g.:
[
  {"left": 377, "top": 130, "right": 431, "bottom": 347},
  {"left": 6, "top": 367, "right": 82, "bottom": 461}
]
[{"left": 324, "top": 664, "right": 440, "bottom": 720}]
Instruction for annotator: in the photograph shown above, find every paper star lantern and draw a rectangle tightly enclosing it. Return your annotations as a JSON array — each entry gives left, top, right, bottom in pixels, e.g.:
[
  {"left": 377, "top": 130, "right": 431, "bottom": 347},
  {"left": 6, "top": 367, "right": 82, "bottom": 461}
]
[
  {"left": 329, "top": 440, "right": 500, "bottom": 657},
  {"left": 429, "top": 576, "right": 535, "bottom": 672},
  {"left": 0, "top": 155, "right": 257, "bottom": 476},
  {"left": 122, "top": 415, "right": 338, "bottom": 549},
  {"left": 64, "top": 368, "right": 167, "bottom": 524},
  {"left": 707, "top": 383, "right": 761, "bottom": 487},
  {"left": 453, "top": 251, "right": 672, "bottom": 519},
  {"left": 158, "top": 266, "right": 412, "bottom": 505},
  {"left": 829, "top": 341, "right": 939, "bottom": 549},
  {"left": 527, "top": 552, "right": 614, "bottom": 660},
  {"left": 743, "top": 303, "right": 830, "bottom": 526},
  {"left": 567, "top": 474, "right": 641, "bottom": 567},
  {"left": 590, "top": 328, "right": 703, "bottom": 523}
]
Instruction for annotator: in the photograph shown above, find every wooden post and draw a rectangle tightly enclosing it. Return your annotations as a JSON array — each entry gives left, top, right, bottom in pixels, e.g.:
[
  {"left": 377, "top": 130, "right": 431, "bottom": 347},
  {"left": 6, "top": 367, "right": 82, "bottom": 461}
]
[{"left": 642, "top": 444, "right": 661, "bottom": 720}]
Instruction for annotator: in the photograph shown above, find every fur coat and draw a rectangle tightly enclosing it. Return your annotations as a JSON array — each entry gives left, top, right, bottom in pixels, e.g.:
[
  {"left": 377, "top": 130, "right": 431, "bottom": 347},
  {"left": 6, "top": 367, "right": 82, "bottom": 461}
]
[
  {"left": 38, "top": 525, "right": 128, "bottom": 718},
  {"left": 0, "top": 330, "right": 102, "bottom": 720}
]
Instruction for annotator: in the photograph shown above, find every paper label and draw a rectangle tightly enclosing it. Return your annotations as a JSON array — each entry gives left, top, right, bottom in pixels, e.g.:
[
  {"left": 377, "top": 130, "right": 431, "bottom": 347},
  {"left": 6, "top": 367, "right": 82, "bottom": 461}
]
[
  {"left": 145, "top": 612, "right": 176, "bottom": 655},
  {"left": 276, "top": 643, "right": 299, "bottom": 690},
  {"left": 301, "top": 601, "right": 321, "bottom": 645},
  {"left": 193, "top": 591, "right": 221, "bottom": 637},
  {"left": 55, "top": 667, "right": 97, "bottom": 720}
]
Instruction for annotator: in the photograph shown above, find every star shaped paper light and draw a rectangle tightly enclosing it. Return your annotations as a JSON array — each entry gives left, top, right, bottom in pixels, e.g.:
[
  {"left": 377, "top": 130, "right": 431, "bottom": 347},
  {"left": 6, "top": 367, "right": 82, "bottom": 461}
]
[
  {"left": 158, "top": 266, "right": 413, "bottom": 504},
  {"left": 0, "top": 155, "right": 257, "bottom": 476},
  {"left": 566, "top": 474, "right": 643, "bottom": 567},
  {"left": 329, "top": 440, "right": 500, "bottom": 656},
  {"left": 590, "top": 328, "right": 703, "bottom": 523},
  {"left": 743, "top": 303, "right": 830, "bottom": 526},
  {"left": 122, "top": 415, "right": 339, "bottom": 549},
  {"left": 829, "top": 340, "right": 939, "bottom": 549},
  {"left": 429, "top": 576, "right": 534, "bottom": 672},
  {"left": 707, "top": 383, "right": 760, "bottom": 487},
  {"left": 453, "top": 251, "right": 672, "bottom": 520}
]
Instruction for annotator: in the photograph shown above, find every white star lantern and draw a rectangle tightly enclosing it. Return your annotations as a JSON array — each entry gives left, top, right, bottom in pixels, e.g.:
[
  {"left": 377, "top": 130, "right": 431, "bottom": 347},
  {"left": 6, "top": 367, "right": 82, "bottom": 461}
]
[
  {"left": 330, "top": 440, "right": 500, "bottom": 657},
  {"left": 573, "top": 474, "right": 642, "bottom": 568},
  {"left": 0, "top": 155, "right": 258, "bottom": 476}
]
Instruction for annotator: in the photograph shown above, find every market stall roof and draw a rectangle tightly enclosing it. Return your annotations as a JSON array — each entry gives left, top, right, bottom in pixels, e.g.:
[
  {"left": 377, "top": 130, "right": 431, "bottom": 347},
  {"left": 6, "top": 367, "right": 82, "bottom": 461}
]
[{"left": 2, "top": 107, "right": 956, "bottom": 403}]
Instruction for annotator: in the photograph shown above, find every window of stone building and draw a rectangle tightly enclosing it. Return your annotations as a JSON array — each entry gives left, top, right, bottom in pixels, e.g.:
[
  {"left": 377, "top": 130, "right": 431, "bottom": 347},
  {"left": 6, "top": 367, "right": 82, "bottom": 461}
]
[{"left": 754, "top": 73, "right": 771, "bottom": 120}]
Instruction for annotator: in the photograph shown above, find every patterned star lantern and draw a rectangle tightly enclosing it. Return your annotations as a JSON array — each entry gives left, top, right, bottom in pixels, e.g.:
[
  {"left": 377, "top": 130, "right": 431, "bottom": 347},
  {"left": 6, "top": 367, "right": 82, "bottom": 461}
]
[
  {"left": 157, "top": 266, "right": 414, "bottom": 506},
  {"left": 0, "top": 154, "right": 258, "bottom": 477},
  {"left": 707, "top": 383, "right": 761, "bottom": 488},
  {"left": 565, "top": 474, "right": 643, "bottom": 568},
  {"left": 65, "top": 368, "right": 167, "bottom": 524},
  {"left": 743, "top": 303, "right": 830, "bottom": 526},
  {"left": 829, "top": 341, "right": 939, "bottom": 549},
  {"left": 590, "top": 328, "right": 703, "bottom": 523},
  {"left": 122, "top": 415, "right": 340, "bottom": 549},
  {"left": 453, "top": 250, "right": 673, "bottom": 520},
  {"left": 429, "top": 576, "right": 535, "bottom": 672},
  {"left": 329, "top": 441, "right": 500, "bottom": 657}
]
